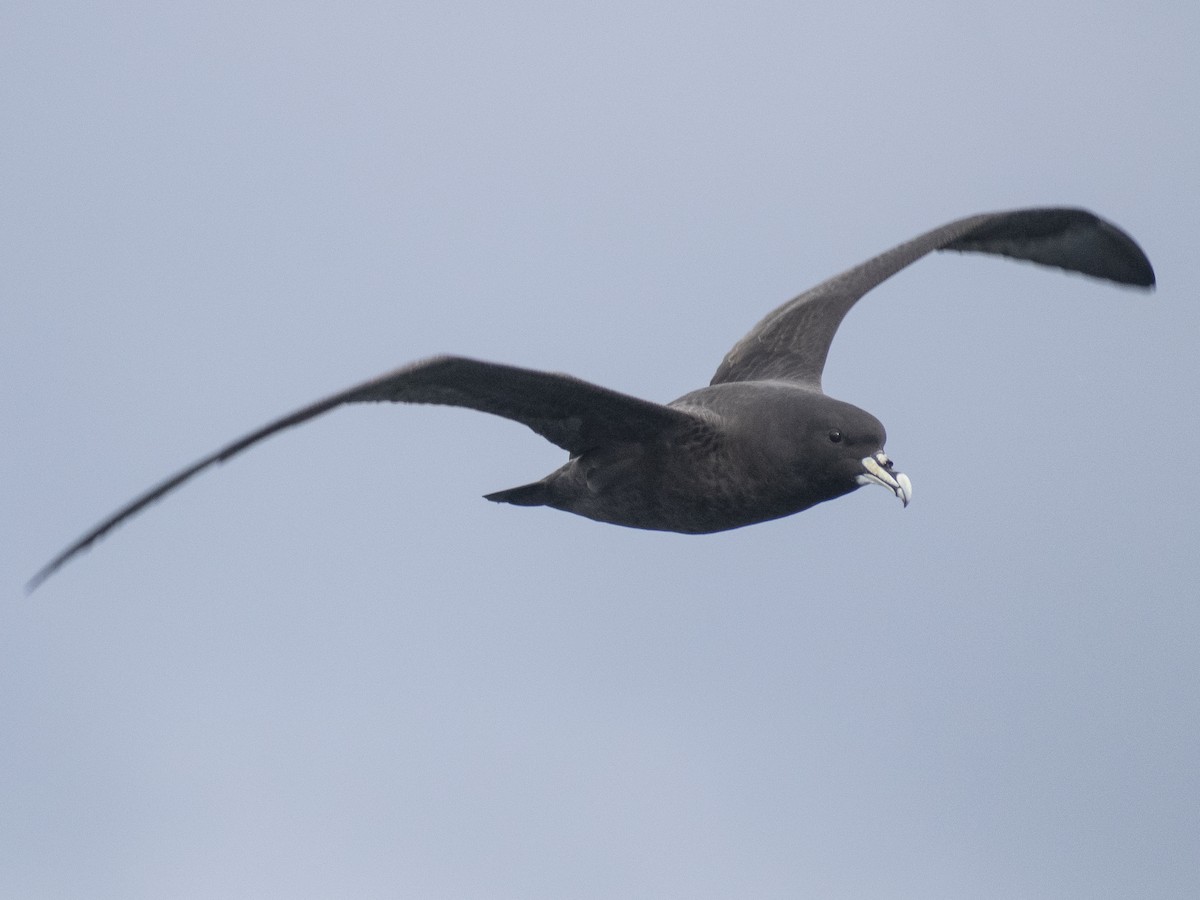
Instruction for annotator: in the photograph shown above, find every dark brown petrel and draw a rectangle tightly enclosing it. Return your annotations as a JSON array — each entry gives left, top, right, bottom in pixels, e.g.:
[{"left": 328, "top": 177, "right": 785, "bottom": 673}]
[{"left": 28, "top": 208, "right": 1155, "bottom": 591}]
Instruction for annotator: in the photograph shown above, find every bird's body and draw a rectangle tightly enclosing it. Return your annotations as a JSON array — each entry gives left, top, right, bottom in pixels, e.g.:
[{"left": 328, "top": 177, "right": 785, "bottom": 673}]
[
  {"left": 499, "top": 381, "right": 886, "bottom": 534},
  {"left": 29, "top": 207, "right": 1155, "bottom": 590}
]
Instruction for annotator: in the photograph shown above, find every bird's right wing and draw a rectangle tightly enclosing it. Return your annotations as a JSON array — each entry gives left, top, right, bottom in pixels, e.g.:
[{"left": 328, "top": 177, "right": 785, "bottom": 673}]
[
  {"left": 710, "top": 207, "right": 1156, "bottom": 391},
  {"left": 29, "top": 355, "right": 703, "bottom": 590}
]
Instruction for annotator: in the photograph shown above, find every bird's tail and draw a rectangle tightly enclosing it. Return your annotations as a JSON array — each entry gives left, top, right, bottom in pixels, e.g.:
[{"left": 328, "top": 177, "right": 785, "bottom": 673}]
[{"left": 484, "top": 480, "right": 551, "bottom": 507}]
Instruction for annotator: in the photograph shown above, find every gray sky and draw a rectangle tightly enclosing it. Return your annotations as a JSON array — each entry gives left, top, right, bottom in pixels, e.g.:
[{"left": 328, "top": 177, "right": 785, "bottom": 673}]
[{"left": 4, "top": 2, "right": 1198, "bottom": 898}]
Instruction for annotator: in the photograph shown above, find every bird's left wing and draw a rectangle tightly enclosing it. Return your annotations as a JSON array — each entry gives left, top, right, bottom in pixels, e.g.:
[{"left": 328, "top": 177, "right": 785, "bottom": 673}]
[
  {"left": 29, "top": 355, "right": 702, "bottom": 590},
  {"left": 710, "top": 207, "right": 1155, "bottom": 391}
]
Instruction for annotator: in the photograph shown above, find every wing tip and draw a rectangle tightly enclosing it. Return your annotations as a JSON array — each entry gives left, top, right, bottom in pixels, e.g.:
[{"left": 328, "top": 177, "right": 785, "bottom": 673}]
[
  {"left": 26, "top": 558, "right": 65, "bottom": 595},
  {"left": 946, "top": 207, "right": 1156, "bottom": 291}
]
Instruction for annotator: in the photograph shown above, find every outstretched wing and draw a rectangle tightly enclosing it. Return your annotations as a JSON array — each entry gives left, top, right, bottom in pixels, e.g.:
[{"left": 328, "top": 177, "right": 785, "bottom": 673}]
[
  {"left": 29, "top": 355, "right": 700, "bottom": 590},
  {"left": 710, "top": 207, "right": 1156, "bottom": 390}
]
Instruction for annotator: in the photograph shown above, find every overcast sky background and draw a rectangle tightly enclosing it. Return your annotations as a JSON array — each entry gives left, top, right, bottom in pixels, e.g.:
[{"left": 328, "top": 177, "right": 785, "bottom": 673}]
[{"left": 3, "top": 3, "right": 1198, "bottom": 898}]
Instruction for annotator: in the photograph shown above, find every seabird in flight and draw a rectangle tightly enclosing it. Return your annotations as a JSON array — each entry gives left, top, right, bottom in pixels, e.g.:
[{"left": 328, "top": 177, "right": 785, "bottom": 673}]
[{"left": 28, "top": 207, "right": 1155, "bottom": 591}]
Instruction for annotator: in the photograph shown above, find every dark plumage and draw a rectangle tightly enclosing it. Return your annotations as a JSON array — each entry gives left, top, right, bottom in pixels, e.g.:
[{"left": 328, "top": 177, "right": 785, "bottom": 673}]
[{"left": 28, "top": 207, "right": 1155, "bottom": 590}]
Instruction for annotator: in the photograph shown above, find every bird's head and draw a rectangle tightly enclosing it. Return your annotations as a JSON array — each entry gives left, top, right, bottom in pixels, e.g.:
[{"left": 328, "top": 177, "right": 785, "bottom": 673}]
[{"left": 798, "top": 398, "right": 912, "bottom": 509}]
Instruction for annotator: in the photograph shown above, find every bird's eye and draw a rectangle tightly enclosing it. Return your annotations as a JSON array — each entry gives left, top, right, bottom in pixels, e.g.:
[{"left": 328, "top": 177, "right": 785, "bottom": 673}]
[{"left": 828, "top": 429, "right": 843, "bottom": 443}]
